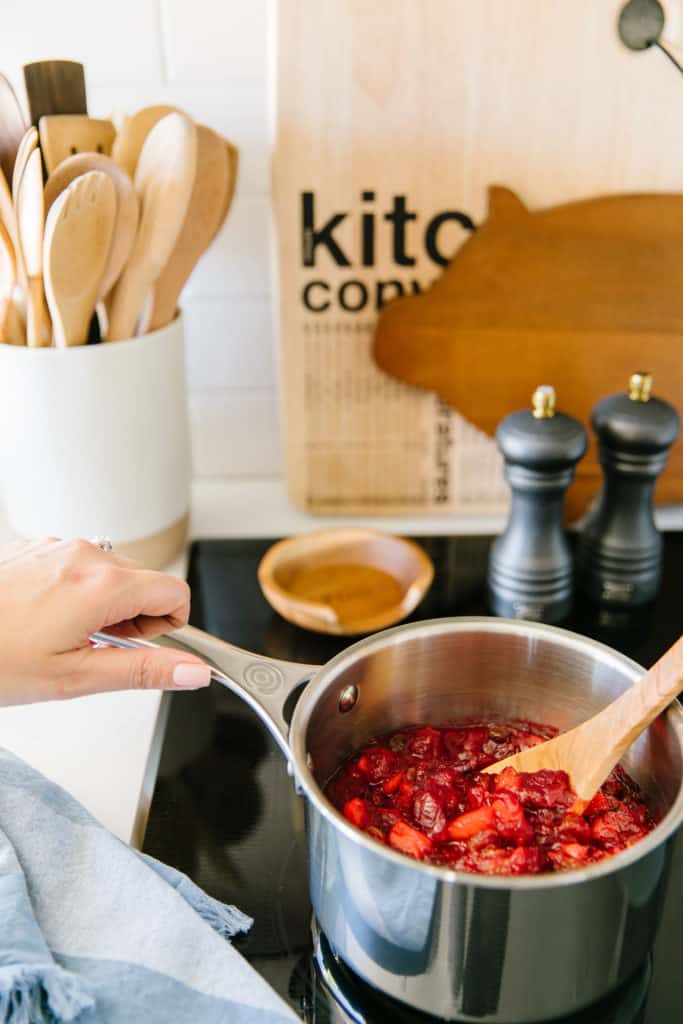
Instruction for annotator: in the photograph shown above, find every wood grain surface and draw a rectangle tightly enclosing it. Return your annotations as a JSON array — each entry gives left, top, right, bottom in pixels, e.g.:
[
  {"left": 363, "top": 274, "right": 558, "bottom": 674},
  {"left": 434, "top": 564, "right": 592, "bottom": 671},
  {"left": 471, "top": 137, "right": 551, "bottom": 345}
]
[
  {"left": 374, "top": 186, "right": 683, "bottom": 517},
  {"left": 274, "top": 0, "right": 683, "bottom": 518}
]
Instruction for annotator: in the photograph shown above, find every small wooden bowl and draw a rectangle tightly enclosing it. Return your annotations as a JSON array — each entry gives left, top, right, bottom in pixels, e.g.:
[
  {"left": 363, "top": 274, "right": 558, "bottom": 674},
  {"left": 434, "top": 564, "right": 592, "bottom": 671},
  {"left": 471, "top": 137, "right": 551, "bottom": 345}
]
[{"left": 257, "top": 527, "right": 434, "bottom": 636}]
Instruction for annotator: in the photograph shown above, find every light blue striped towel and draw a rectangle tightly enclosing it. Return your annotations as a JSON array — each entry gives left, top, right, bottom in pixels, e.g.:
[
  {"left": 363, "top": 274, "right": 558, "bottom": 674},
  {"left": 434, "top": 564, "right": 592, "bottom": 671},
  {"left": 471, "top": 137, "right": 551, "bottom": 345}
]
[{"left": 0, "top": 747, "right": 299, "bottom": 1023}]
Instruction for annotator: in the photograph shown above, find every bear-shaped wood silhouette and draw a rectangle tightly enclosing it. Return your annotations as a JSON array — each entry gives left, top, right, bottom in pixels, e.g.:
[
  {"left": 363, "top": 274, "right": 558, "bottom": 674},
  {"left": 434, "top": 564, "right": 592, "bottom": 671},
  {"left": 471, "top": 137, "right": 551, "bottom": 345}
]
[{"left": 373, "top": 186, "right": 683, "bottom": 518}]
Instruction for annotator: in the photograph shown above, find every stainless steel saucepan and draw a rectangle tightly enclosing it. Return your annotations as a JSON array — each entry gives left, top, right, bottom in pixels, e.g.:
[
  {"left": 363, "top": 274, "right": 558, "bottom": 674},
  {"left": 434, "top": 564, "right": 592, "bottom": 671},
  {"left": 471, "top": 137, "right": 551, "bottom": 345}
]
[{"left": 95, "top": 617, "right": 683, "bottom": 1023}]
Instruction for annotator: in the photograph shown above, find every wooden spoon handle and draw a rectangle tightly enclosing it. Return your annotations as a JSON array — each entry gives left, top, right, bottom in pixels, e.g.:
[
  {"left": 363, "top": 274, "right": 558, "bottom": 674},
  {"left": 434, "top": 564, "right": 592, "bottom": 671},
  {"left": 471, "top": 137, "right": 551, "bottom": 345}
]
[
  {"left": 0, "top": 292, "right": 25, "bottom": 344},
  {"left": 106, "top": 263, "right": 148, "bottom": 341},
  {"left": 26, "top": 277, "right": 50, "bottom": 347},
  {"left": 570, "top": 634, "right": 683, "bottom": 799}
]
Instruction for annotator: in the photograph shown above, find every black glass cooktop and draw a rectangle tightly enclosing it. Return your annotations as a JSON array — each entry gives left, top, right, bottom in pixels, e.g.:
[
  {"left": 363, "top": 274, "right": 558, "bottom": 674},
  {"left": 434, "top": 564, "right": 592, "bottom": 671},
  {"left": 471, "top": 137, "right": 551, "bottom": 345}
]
[{"left": 143, "top": 533, "right": 683, "bottom": 1023}]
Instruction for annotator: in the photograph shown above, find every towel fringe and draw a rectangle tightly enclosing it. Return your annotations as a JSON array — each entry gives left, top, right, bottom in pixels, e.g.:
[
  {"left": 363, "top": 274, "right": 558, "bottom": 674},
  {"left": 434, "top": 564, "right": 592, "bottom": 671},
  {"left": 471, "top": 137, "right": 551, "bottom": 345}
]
[
  {"left": 184, "top": 890, "right": 254, "bottom": 940},
  {"left": 0, "top": 963, "right": 94, "bottom": 1024}
]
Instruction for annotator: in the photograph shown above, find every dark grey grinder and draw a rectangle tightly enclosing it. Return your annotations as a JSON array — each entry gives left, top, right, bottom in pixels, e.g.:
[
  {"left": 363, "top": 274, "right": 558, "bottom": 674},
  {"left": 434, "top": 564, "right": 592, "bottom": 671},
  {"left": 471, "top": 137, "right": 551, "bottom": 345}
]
[
  {"left": 488, "top": 386, "right": 587, "bottom": 623},
  {"left": 578, "top": 372, "right": 680, "bottom": 607}
]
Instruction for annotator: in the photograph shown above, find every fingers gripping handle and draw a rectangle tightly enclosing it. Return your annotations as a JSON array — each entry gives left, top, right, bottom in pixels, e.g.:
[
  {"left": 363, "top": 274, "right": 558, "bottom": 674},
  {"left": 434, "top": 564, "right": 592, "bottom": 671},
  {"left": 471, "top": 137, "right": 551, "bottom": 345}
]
[{"left": 91, "top": 623, "right": 319, "bottom": 758}]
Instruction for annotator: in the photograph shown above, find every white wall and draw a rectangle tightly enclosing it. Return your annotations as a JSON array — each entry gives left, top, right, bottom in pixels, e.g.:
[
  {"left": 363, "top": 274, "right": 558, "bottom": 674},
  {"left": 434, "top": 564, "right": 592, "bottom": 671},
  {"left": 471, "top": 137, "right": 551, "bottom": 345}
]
[{"left": 1, "top": 0, "right": 278, "bottom": 480}]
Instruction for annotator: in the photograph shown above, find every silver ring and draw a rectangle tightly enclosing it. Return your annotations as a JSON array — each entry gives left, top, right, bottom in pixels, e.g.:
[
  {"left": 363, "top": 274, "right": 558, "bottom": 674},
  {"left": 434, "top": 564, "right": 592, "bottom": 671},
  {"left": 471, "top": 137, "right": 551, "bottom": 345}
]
[{"left": 90, "top": 536, "right": 113, "bottom": 552}]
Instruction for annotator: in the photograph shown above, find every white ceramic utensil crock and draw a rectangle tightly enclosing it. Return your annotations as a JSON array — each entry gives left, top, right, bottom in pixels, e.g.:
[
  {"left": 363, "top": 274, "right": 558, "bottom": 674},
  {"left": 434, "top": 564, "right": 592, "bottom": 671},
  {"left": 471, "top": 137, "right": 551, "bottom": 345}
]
[{"left": 0, "top": 314, "right": 190, "bottom": 567}]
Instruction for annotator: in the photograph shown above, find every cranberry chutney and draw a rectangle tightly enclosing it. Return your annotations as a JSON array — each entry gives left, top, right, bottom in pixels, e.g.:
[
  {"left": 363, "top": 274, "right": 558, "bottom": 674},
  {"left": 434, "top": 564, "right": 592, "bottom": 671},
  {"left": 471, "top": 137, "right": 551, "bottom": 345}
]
[{"left": 325, "top": 722, "right": 655, "bottom": 875}]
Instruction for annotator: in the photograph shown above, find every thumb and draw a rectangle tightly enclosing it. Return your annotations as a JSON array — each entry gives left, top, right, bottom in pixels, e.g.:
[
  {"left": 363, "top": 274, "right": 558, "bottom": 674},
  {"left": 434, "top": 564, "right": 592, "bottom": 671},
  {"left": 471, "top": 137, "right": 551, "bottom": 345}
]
[{"left": 61, "top": 645, "right": 212, "bottom": 698}]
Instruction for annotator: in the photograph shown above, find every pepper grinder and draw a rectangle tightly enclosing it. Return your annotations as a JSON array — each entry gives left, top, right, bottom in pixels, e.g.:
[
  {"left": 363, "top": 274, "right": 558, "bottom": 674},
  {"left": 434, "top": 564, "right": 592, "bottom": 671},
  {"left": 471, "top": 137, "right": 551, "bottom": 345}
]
[
  {"left": 488, "top": 386, "right": 587, "bottom": 623},
  {"left": 578, "top": 372, "right": 680, "bottom": 607}
]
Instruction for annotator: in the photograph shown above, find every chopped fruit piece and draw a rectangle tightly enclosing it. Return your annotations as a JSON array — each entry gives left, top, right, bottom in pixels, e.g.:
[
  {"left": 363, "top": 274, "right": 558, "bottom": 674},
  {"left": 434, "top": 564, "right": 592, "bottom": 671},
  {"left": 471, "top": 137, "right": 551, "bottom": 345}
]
[
  {"left": 382, "top": 771, "right": 403, "bottom": 794},
  {"left": 447, "top": 806, "right": 495, "bottom": 840},
  {"left": 494, "top": 767, "right": 522, "bottom": 792},
  {"left": 586, "top": 791, "right": 609, "bottom": 817},
  {"left": 325, "top": 721, "right": 655, "bottom": 875},
  {"left": 343, "top": 798, "right": 369, "bottom": 829},
  {"left": 389, "top": 821, "right": 433, "bottom": 859}
]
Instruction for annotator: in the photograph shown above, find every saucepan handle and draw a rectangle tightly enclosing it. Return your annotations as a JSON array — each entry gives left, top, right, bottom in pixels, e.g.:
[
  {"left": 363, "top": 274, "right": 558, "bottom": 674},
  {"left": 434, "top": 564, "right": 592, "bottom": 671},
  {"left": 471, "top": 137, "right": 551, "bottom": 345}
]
[{"left": 91, "top": 624, "right": 319, "bottom": 759}]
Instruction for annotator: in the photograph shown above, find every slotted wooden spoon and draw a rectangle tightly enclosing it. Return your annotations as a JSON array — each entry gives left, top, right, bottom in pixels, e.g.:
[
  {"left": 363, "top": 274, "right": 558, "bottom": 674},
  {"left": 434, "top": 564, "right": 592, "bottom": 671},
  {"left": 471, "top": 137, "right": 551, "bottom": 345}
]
[
  {"left": 39, "top": 115, "right": 116, "bottom": 174},
  {"left": 45, "top": 152, "right": 139, "bottom": 298},
  {"left": 484, "top": 634, "right": 683, "bottom": 801},
  {"left": 43, "top": 171, "right": 116, "bottom": 347},
  {"left": 148, "top": 124, "right": 232, "bottom": 331},
  {"left": 107, "top": 112, "right": 197, "bottom": 341}
]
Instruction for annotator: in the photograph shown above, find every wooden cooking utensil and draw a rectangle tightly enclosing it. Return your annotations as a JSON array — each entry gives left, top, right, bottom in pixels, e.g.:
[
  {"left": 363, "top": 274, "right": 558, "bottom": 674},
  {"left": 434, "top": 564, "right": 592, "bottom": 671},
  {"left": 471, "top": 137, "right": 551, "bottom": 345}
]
[
  {"left": 373, "top": 185, "right": 683, "bottom": 519},
  {"left": 44, "top": 152, "right": 139, "bottom": 298},
  {"left": 0, "top": 216, "right": 24, "bottom": 344},
  {"left": 43, "top": 171, "right": 116, "bottom": 347},
  {"left": 107, "top": 112, "right": 197, "bottom": 341},
  {"left": 15, "top": 147, "right": 50, "bottom": 346},
  {"left": 11, "top": 125, "right": 38, "bottom": 200},
  {"left": 111, "top": 104, "right": 180, "bottom": 178},
  {"left": 39, "top": 116, "right": 116, "bottom": 175},
  {"left": 0, "top": 73, "right": 26, "bottom": 183},
  {"left": 483, "top": 634, "right": 683, "bottom": 802},
  {"left": 216, "top": 140, "right": 238, "bottom": 240},
  {"left": 0, "top": 165, "right": 17, "bottom": 251},
  {"left": 23, "top": 60, "right": 87, "bottom": 123},
  {"left": 149, "top": 125, "right": 232, "bottom": 331},
  {"left": 257, "top": 527, "right": 434, "bottom": 635}
]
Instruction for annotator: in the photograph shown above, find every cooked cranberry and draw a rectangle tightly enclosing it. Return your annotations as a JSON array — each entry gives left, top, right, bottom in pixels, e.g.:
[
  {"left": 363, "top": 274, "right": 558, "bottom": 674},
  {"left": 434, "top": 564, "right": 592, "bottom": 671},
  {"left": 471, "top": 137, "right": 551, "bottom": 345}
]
[
  {"left": 408, "top": 727, "right": 443, "bottom": 759},
  {"left": 559, "top": 814, "right": 592, "bottom": 845},
  {"left": 325, "top": 720, "right": 654, "bottom": 876},
  {"left": 357, "top": 746, "right": 400, "bottom": 783},
  {"left": 413, "top": 790, "right": 447, "bottom": 835}
]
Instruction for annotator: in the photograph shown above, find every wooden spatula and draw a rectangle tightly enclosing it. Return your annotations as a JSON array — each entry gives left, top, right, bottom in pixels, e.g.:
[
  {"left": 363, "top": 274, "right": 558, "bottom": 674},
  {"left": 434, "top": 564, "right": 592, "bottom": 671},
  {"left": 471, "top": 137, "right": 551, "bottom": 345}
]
[
  {"left": 44, "top": 171, "right": 116, "bottom": 347},
  {"left": 45, "top": 152, "right": 139, "bottom": 297},
  {"left": 149, "top": 125, "right": 232, "bottom": 331},
  {"left": 0, "top": 74, "right": 26, "bottom": 184},
  {"left": 107, "top": 112, "right": 197, "bottom": 341},
  {"left": 23, "top": 60, "right": 87, "bottom": 124},
  {"left": 15, "top": 147, "right": 50, "bottom": 346},
  {"left": 111, "top": 104, "right": 180, "bottom": 178},
  {"left": 483, "top": 635, "right": 683, "bottom": 802},
  {"left": 39, "top": 116, "right": 116, "bottom": 174}
]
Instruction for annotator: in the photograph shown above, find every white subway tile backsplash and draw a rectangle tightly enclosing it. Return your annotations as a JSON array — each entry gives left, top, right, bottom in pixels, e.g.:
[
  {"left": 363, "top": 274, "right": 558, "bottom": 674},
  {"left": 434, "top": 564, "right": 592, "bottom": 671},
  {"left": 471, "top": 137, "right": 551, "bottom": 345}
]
[
  {"left": 0, "top": 1, "right": 163, "bottom": 93},
  {"left": 87, "top": 79, "right": 269, "bottom": 194},
  {"left": 184, "top": 195, "right": 271, "bottom": 298},
  {"left": 183, "top": 296, "right": 275, "bottom": 391},
  {"left": 188, "top": 390, "right": 281, "bottom": 477},
  {"left": 161, "top": 0, "right": 268, "bottom": 82}
]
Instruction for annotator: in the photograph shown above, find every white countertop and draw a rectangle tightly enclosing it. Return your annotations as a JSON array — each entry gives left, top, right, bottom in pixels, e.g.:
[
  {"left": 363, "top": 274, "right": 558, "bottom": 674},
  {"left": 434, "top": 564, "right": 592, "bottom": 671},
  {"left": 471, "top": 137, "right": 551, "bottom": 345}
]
[{"left": 0, "top": 478, "right": 680, "bottom": 847}]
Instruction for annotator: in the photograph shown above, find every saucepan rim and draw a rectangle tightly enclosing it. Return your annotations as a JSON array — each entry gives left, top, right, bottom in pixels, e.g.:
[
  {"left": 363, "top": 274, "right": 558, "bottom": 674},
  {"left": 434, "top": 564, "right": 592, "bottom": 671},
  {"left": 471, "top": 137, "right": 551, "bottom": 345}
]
[{"left": 289, "top": 616, "right": 683, "bottom": 891}]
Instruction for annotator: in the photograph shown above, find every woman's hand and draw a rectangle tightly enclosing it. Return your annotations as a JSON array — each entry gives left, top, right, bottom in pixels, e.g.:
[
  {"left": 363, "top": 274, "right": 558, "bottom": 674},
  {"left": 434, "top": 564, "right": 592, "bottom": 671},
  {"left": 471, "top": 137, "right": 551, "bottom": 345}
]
[{"left": 0, "top": 538, "right": 212, "bottom": 705}]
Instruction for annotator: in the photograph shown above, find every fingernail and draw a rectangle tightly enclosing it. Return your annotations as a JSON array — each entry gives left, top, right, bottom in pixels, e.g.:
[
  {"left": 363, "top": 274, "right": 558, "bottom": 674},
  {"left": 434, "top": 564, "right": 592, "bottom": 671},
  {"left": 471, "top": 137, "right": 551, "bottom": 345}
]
[{"left": 173, "top": 663, "right": 212, "bottom": 689}]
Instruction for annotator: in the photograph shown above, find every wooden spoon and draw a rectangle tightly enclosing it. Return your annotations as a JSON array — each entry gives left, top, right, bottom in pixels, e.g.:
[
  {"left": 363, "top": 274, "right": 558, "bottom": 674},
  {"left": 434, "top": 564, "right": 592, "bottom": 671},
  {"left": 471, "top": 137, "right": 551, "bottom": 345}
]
[
  {"left": 107, "top": 112, "right": 197, "bottom": 341},
  {"left": 0, "top": 73, "right": 26, "bottom": 183},
  {"left": 111, "top": 104, "right": 180, "bottom": 178},
  {"left": 45, "top": 152, "right": 139, "bottom": 297},
  {"left": 15, "top": 146, "right": 50, "bottom": 346},
  {"left": 0, "top": 217, "right": 24, "bottom": 344},
  {"left": 149, "top": 125, "right": 232, "bottom": 331},
  {"left": 483, "top": 635, "right": 683, "bottom": 802},
  {"left": 43, "top": 171, "right": 116, "bottom": 347}
]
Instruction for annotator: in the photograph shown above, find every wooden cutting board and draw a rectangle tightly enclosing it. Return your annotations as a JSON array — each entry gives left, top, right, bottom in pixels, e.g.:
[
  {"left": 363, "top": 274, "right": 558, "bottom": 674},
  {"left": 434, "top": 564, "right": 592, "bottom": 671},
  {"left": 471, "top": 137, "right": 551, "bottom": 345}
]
[
  {"left": 274, "top": 0, "right": 683, "bottom": 518},
  {"left": 373, "top": 186, "right": 683, "bottom": 518}
]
